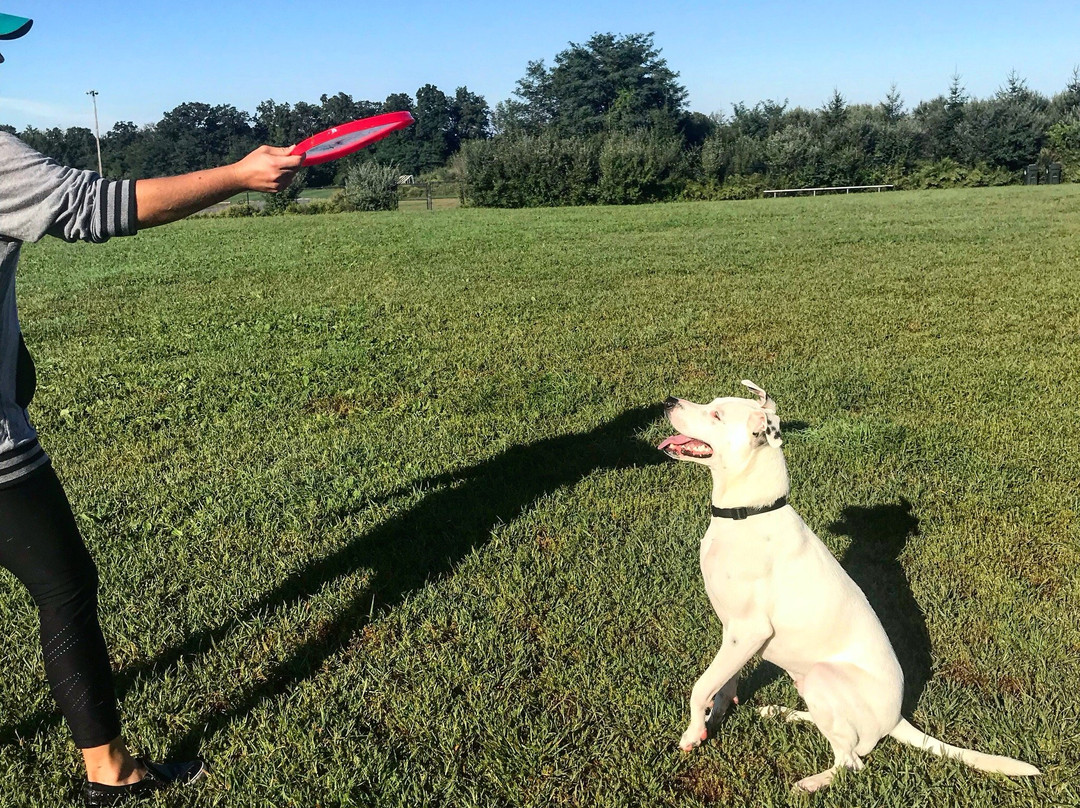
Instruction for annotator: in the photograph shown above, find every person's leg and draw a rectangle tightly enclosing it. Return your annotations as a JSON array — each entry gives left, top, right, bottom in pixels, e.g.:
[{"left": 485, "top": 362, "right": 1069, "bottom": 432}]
[{"left": 0, "top": 464, "right": 141, "bottom": 784}]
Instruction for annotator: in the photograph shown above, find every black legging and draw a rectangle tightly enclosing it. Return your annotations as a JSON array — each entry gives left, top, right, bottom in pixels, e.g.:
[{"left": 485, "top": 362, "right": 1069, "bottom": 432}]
[{"left": 0, "top": 464, "right": 121, "bottom": 748}]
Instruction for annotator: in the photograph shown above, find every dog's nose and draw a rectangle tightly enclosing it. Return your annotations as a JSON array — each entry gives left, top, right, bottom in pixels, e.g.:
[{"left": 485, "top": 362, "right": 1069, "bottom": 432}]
[{"left": 663, "top": 396, "right": 680, "bottom": 411}]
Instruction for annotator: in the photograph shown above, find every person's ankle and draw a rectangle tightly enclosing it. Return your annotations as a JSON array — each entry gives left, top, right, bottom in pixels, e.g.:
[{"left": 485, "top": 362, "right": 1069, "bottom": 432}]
[
  {"left": 83, "top": 739, "right": 146, "bottom": 785},
  {"left": 100, "top": 758, "right": 145, "bottom": 786}
]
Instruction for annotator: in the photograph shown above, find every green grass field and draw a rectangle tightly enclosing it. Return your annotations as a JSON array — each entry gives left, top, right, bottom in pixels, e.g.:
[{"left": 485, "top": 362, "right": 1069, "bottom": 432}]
[{"left": 3, "top": 186, "right": 1078, "bottom": 806}]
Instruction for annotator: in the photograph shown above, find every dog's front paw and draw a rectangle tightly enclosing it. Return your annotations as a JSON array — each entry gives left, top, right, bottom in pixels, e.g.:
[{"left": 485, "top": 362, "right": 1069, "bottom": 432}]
[{"left": 678, "top": 724, "right": 708, "bottom": 752}]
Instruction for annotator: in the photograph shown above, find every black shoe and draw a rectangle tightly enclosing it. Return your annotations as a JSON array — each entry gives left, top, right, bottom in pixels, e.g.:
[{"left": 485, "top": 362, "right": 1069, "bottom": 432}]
[{"left": 82, "top": 758, "right": 207, "bottom": 806}]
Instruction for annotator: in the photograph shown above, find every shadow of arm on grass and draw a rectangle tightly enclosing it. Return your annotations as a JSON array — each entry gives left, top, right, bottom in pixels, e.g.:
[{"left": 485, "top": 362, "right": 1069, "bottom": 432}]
[
  {"left": 161, "top": 403, "right": 666, "bottom": 757},
  {"left": 737, "top": 498, "right": 929, "bottom": 716},
  {"left": 0, "top": 405, "right": 666, "bottom": 752}
]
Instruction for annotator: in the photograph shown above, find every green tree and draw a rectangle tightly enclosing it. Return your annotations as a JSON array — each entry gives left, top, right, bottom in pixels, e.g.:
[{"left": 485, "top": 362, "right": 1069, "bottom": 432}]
[
  {"left": 1046, "top": 113, "right": 1080, "bottom": 179},
  {"left": 727, "top": 100, "right": 788, "bottom": 140},
  {"left": 765, "top": 123, "right": 821, "bottom": 186},
  {"left": 449, "top": 87, "right": 491, "bottom": 148},
  {"left": 1050, "top": 67, "right": 1080, "bottom": 119},
  {"left": 821, "top": 89, "right": 848, "bottom": 129},
  {"left": 291, "top": 102, "right": 324, "bottom": 142},
  {"left": 512, "top": 59, "right": 556, "bottom": 133},
  {"left": 913, "top": 75, "right": 968, "bottom": 161},
  {"left": 153, "top": 102, "right": 255, "bottom": 174},
  {"left": 254, "top": 99, "right": 298, "bottom": 145},
  {"left": 880, "top": 84, "right": 904, "bottom": 123},
  {"left": 102, "top": 120, "right": 143, "bottom": 177},
  {"left": 414, "top": 83, "right": 453, "bottom": 171},
  {"left": 363, "top": 92, "right": 421, "bottom": 174},
  {"left": 460, "top": 133, "right": 601, "bottom": 208},
  {"left": 513, "top": 32, "right": 687, "bottom": 137},
  {"left": 20, "top": 126, "right": 98, "bottom": 170},
  {"left": 982, "top": 73, "right": 1049, "bottom": 170},
  {"left": 677, "top": 111, "right": 715, "bottom": 149},
  {"left": 491, "top": 99, "right": 531, "bottom": 136},
  {"left": 318, "top": 92, "right": 379, "bottom": 128}
]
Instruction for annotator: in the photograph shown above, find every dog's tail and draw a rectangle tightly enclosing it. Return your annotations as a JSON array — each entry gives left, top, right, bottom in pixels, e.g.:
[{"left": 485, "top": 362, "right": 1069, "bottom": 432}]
[{"left": 888, "top": 719, "right": 1039, "bottom": 776}]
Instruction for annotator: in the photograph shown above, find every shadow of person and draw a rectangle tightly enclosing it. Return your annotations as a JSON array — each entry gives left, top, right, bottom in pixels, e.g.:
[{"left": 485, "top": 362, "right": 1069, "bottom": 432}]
[
  {"left": 729, "top": 498, "right": 928, "bottom": 722},
  {"left": 0, "top": 405, "right": 666, "bottom": 754}
]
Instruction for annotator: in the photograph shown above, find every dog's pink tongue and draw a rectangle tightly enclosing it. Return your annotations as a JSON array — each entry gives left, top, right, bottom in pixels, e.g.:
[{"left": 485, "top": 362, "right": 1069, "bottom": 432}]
[{"left": 658, "top": 434, "right": 694, "bottom": 450}]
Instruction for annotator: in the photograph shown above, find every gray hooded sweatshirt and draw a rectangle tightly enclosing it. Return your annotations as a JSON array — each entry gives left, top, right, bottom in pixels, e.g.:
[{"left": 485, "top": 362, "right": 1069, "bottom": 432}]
[{"left": 0, "top": 131, "right": 137, "bottom": 487}]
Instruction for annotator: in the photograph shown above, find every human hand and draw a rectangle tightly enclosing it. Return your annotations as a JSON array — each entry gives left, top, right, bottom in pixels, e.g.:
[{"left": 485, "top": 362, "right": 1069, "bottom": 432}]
[{"left": 233, "top": 145, "right": 304, "bottom": 193}]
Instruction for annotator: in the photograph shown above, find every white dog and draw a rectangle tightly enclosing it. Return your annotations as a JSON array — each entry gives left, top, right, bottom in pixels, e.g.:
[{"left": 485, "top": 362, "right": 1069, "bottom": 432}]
[{"left": 660, "top": 380, "right": 1039, "bottom": 791}]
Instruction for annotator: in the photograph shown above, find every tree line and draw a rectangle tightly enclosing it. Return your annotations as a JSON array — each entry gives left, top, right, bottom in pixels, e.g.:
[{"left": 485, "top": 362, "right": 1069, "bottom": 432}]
[
  {"left": 461, "top": 33, "right": 1080, "bottom": 206},
  {"left": 0, "top": 86, "right": 491, "bottom": 188},
  {"left": 3, "top": 33, "right": 1078, "bottom": 207}
]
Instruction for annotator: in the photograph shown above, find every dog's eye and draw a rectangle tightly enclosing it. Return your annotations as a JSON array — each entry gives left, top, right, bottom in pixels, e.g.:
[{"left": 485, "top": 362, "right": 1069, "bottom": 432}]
[{"left": 711, "top": 410, "right": 722, "bottom": 420}]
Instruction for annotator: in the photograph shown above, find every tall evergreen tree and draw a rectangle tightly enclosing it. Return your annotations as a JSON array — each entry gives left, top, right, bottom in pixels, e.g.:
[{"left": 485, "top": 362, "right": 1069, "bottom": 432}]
[
  {"left": 513, "top": 32, "right": 686, "bottom": 137},
  {"left": 449, "top": 87, "right": 491, "bottom": 148},
  {"left": 881, "top": 84, "right": 904, "bottom": 123}
]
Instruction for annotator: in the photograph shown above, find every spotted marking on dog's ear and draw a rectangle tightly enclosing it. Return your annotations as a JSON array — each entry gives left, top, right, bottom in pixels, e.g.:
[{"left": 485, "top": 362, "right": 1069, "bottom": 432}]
[
  {"left": 764, "top": 414, "right": 783, "bottom": 448},
  {"left": 747, "top": 408, "right": 783, "bottom": 448}
]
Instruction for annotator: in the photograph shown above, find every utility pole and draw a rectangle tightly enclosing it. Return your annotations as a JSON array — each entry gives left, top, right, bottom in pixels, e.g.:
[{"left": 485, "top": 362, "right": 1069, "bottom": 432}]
[{"left": 87, "top": 90, "right": 103, "bottom": 175}]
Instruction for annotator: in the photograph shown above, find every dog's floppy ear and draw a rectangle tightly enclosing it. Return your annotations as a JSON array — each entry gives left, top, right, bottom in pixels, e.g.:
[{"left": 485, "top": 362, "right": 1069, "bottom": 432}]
[
  {"left": 748, "top": 409, "right": 784, "bottom": 448},
  {"left": 741, "top": 379, "right": 777, "bottom": 414}
]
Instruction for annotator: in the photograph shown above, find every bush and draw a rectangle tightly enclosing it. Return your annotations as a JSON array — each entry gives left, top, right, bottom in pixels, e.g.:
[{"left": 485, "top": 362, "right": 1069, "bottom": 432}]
[
  {"left": 397, "top": 183, "right": 428, "bottom": 200},
  {"left": 339, "top": 162, "right": 400, "bottom": 212},
  {"left": 1045, "top": 115, "right": 1080, "bottom": 181},
  {"left": 680, "top": 174, "right": 766, "bottom": 201},
  {"left": 679, "top": 179, "right": 719, "bottom": 201},
  {"left": 263, "top": 172, "right": 306, "bottom": 215},
  {"left": 899, "top": 158, "right": 1014, "bottom": 189},
  {"left": 715, "top": 173, "right": 767, "bottom": 199},
  {"left": 218, "top": 202, "right": 262, "bottom": 218},
  {"left": 290, "top": 197, "right": 342, "bottom": 215},
  {"left": 460, "top": 134, "right": 601, "bottom": 207},
  {"left": 597, "top": 131, "right": 686, "bottom": 204},
  {"left": 462, "top": 131, "right": 692, "bottom": 208}
]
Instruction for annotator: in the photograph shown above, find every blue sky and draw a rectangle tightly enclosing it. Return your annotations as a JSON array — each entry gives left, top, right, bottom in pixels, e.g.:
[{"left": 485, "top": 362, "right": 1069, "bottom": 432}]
[{"left": 1, "top": 1, "right": 1078, "bottom": 134}]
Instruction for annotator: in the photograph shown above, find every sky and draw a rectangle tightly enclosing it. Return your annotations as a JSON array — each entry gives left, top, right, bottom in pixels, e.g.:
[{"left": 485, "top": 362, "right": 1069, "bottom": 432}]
[{"left": 1, "top": 0, "right": 1078, "bottom": 134}]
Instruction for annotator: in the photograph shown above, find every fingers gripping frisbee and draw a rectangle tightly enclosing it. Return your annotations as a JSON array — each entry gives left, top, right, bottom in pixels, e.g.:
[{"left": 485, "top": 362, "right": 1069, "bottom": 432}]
[{"left": 290, "top": 111, "right": 415, "bottom": 166}]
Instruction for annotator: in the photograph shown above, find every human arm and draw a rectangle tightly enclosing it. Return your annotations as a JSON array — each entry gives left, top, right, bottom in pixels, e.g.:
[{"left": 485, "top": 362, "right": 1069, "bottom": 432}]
[
  {"left": 134, "top": 146, "right": 303, "bottom": 228},
  {"left": 0, "top": 133, "right": 302, "bottom": 242}
]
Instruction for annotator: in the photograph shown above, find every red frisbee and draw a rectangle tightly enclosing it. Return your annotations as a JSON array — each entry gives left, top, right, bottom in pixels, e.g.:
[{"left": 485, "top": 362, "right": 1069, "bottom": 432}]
[{"left": 290, "top": 111, "right": 415, "bottom": 166}]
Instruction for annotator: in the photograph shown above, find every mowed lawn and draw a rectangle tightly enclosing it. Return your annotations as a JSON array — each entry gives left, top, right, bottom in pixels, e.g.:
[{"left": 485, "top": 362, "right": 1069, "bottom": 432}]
[{"left": 2, "top": 186, "right": 1078, "bottom": 807}]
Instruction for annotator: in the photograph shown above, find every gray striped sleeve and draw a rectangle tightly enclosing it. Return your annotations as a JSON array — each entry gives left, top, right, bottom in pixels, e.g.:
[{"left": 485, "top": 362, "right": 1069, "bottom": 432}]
[
  {"left": 57, "top": 176, "right": 138, "bottom": 243},
  {"left": 0, "top": 442, "right": 50, "bottom": 489},
  {"left": 99, "top": 179, "right": 138, "bottom": 240},
  {"left": 0, "top": 133, "right": 138, "bottom": 243}
]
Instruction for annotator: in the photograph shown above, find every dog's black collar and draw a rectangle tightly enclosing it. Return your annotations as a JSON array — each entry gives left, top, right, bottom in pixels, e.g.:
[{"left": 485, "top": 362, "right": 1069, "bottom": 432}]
[{"left": 711, "top": 496, "right": 788, "bottom": 520}]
